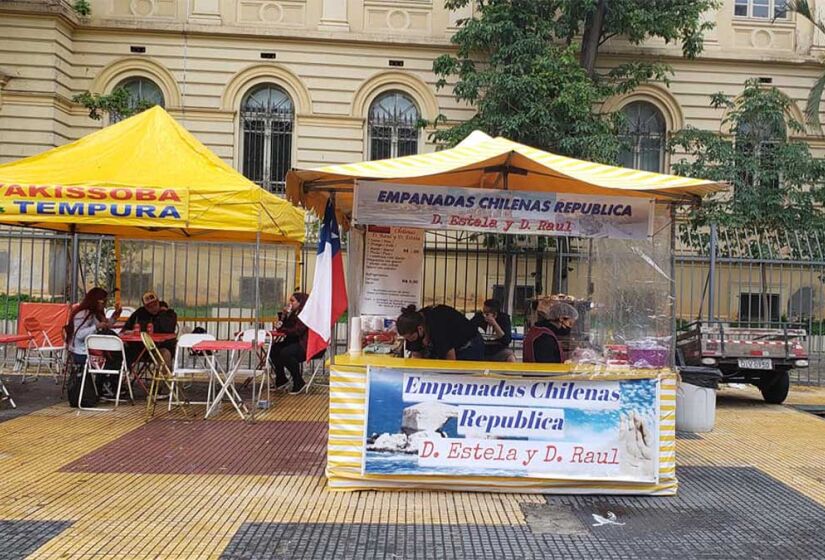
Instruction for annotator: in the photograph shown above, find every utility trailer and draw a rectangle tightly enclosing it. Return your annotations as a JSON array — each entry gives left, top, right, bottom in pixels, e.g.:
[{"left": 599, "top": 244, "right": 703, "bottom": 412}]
[{"left": 676, "top": 321, "right": 808, "bottom": 404}]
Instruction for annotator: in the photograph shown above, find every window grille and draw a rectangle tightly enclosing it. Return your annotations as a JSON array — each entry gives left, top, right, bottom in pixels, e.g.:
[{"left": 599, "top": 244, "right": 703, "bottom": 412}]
[
  {"left": 240, "top": 84, "right": 294, "bottom": 195},
  {"left": 368, "top": 91, "right": 420, "bottom": 160}
]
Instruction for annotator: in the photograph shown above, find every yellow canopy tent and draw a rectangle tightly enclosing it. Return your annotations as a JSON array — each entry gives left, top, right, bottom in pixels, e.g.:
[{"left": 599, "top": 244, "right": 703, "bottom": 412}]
[
  {"left": 0, "top": 107, "right": 305, "bottom": 420},
  {"left": 0, "top": 106, "right": 305, "bottom": 244},
  {"left": 286, "top": 130, "right": 725, "bottom": 226}
]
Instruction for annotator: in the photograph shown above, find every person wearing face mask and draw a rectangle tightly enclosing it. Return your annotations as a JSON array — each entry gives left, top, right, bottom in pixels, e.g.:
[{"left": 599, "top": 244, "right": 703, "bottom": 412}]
[
  {"left": 396, "top": 304, "right": 484, "bottom": 361},
  {"left": 269, "top": 292, "right": 310, "bottom": 394},
  {"left": 523, "top": 301, "right": 578, "bottom": 363}
]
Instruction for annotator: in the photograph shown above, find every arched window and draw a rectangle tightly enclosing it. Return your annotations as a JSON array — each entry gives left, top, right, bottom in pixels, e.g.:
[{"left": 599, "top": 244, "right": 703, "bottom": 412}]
[
  {"left": 240, "top": 84, "right": 294, "bottom": 194},
  {"left": 368, "top": 91, "right": 420, "bottom": 160},
  {"left": 618, "top": 101, "right": 666, "bottom": 173},
  {"left": 111, "top": 77, "right": 165, "bottom": 122},
  {"left": 736, "top": 112, "right": 786, "bottom": 193}
]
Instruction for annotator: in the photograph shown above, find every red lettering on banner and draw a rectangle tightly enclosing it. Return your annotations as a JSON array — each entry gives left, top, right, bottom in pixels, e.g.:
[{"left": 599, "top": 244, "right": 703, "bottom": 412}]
[
  {"left": 109, "top": 188, "right": 131, "bottom": 201},
  {"left": 28, "top": 185, "right": 49, "bottom": 198},
  {"left": 86, "top": 187, "right": 106, "bottom": 200},
  {"left": 420, "top": 440, "right": 435, "bottom": 458},
  {"left": 66, "top": 186, "right": 84, "bottom": 199},
  {"left": 136, "top": 189, "right": 154, "bottom": 201},
  {"left": 158, "top": 189, "right": 181, "bottom": 202},
  {"left": 5, "top": 185, "right": 25, "bottom": 197}
]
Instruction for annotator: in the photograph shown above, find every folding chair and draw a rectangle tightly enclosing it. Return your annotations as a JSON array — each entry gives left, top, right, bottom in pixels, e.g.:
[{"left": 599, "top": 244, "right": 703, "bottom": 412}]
[
  {"left": 141, "top": 332, "right": 190, "bottom": 421},
  {"left": 80, "top": 335, "right": 134, "bottom": 411},
  {"left": 170, "top": 333, "right": 215, "bottom": 410},
  {"left": 21, "top": 316, "right": 65, "bottom": 384},
  {"left": 302, "top": 349, "right": 328, "bottom": 394},
  {"left": 233, "top": 329, "right": 273, "bottom": 403}
]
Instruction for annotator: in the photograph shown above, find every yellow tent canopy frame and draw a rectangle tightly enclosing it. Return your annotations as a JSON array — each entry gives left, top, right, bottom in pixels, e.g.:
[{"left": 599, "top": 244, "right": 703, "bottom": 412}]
[
  {"left": 287, "top": 130, "right": 726, "bottom": 226},
  {"left": 0, "top": 106, "right": 305, "bottom": 244}
]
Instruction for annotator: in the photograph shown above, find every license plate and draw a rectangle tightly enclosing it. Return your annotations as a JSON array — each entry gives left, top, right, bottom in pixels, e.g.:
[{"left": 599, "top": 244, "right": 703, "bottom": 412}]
[{"left": 738, "top": 358, "right": 773, "bottom": 370}]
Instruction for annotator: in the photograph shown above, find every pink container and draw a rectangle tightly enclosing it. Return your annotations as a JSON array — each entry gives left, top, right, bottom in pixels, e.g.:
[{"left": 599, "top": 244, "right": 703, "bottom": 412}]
[{"left": 627, "top": 346, "right": 668, "bottom": 368}]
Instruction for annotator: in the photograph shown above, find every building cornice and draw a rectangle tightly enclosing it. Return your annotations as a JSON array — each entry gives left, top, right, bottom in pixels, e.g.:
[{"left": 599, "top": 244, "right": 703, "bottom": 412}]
[{"left": 3, "top": 4, "right": 825, "bottom": 69}]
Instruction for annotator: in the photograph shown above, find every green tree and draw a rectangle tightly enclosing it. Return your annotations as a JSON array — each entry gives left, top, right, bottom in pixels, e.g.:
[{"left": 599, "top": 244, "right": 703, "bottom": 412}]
[
  {"left": 73, "top": 0, "right": 92, "bottom": 16},
  {"left": 433, "top": 0, "right": 716, "bottom": 162},
  {"left": 670, "top": 80, "right": 825, "bottom": 240},
  {"left": 433, "top": 1, "right": 716, "bottom": 300},
  {"left": 72, "top": 87, "right": 154, "bottom": 121},
  {"left": 670, "top": 81, "right": 825, "bottom": 325}
]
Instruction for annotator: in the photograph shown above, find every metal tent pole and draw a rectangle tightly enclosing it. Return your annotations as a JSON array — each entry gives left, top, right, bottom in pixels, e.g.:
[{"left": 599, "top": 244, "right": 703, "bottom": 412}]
[
  {"left": 708, "top": 222, "right": 718, "bottom": 323},
  {"left": 70, "top": 227, "right": 79, "bottom": 303},
  {"left": 251, "top": 231, "right": 261, "bottom": 422}
]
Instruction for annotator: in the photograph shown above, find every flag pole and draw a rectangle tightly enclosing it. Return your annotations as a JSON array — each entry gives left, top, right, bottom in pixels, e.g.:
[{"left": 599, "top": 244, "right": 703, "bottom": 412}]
[{"left": 330, "top": 192, "right": 337, "bottom": 365}]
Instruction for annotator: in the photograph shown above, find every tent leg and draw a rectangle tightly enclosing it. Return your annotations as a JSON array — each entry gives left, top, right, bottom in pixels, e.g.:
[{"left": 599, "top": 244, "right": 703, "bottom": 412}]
[
  {"left": 114, "top": 239, "right": 122, "bottom": 307},
  {"left": 251, "top": 231, "right": 261, "bottom": 423},
  {"left": 70, "top": 230, "right": 80, "bottom": 303}
]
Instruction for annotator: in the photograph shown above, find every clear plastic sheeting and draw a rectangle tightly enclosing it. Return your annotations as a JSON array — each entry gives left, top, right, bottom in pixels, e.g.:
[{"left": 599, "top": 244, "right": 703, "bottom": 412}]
[{"left": 560, "top": 203, "right": 673, "bottom": 369}]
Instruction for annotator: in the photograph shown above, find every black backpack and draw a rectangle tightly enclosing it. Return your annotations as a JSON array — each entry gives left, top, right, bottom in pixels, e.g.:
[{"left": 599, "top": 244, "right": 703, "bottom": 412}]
[{"left": 66, "top": 363, "right": 99, "bottom": 408}]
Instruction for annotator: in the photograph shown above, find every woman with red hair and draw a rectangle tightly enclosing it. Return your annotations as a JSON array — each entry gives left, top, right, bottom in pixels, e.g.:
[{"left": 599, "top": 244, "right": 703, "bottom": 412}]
[{"left": 65, "top": 287, "right": 120, "bottom": 366}]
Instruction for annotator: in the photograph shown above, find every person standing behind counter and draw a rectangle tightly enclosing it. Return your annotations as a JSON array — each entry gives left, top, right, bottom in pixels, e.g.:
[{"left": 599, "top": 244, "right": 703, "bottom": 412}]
[
  {"left": 523, "top": 301, "right": 578, "bottom": 363},
  {"left": 470, "top": 298, "right": 515, "bottom": 362},
  {"left": 396, "top": 304, "right": 484, "bottom": 361}
]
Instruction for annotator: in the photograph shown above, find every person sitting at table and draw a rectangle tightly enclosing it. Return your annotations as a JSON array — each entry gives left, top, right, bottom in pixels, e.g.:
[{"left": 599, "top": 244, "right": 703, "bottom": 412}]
[
  {"left": 66, "top": 288, "right": 123, "bottom": 398},
  {"left": 523, "top": 300, "right": 578, "bottom": 363},
  {"left": 269, "top": 292, "right": 311, "bottom": 394},
  {"left": 122, "top": 290, "right": 178, "bottom": 369},
  {"left": 396, "top": 304, "right": 484, "bottom": 361},
  {"left": 469, "top": 298, "right": 515, "bottom": 362},
  {"left": 66, "top": 287, "right": 120, "bottom": 367}
]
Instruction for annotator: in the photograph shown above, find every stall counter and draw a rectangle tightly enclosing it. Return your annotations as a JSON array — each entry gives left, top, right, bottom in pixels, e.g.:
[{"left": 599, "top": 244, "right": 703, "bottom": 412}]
[{"left": 327, "top": 354, "right": 677, "bottom": 495}]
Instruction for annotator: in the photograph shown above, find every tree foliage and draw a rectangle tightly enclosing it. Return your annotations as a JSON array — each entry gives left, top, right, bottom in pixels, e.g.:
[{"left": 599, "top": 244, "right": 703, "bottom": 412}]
[
  {"left": 670, "top": 80, "right": 825, "bottom": 239},
  {"left": 433, "top": 0, "right": 716, "bottom": 162},
  {"left": 72, "top": 87, "right": 154, "bottom": 121},
  {"left": 73, "top": 0, "right": 91, "bottom": 17}
]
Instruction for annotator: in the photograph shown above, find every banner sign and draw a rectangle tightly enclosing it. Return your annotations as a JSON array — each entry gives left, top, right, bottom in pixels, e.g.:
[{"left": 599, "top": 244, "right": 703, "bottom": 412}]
[
  {"left": 0, "top": 184, "right": 189, "bottom": 225},
  {"left": 360, "top": 226, "right": 424, "bottom": 316},
  {"left": 353, "top": 181, "right": 654, "bottom": 240},
  {"left": 363, "top": 367, "right": 660, "bottom": 482}
]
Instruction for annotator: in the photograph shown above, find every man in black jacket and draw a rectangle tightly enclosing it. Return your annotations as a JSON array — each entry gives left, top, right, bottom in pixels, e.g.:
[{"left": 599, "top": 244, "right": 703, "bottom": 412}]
[{"left": 123, "top": 290, "right": 177, "bottom": 368}]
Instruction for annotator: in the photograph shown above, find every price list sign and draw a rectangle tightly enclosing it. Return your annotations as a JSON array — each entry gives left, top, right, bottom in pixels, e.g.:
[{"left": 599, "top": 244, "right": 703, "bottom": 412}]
[{"left": 360, "top": 226, "right": 424, "bottom": 316}]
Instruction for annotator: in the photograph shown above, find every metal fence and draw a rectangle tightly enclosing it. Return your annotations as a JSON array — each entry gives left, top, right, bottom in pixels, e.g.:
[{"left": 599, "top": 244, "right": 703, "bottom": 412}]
[
  {"left": 2, "top": 221, "right": 823, "bottom": 386},
  {"left": 0, "top": 226, "right": 300, "bottom": 345},
  {"left": 675, "top": 225, "right": 825, "bottom": 385}
]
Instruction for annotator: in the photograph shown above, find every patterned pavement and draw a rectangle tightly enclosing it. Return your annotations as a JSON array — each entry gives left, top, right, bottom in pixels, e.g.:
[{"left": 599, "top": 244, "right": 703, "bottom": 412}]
[{"left": 0, "top": 377, "right": 823, "bottom": 559}]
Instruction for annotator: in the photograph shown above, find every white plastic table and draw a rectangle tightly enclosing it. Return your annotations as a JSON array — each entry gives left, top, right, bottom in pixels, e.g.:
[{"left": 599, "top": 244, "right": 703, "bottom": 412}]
[{"left": 194, "top": 339, "right": 264, "bottom": 420}]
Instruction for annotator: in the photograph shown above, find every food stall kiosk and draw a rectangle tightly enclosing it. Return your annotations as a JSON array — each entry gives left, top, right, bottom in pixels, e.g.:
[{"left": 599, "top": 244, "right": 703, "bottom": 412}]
[{"left": 287, "top": 131, "right": 724, "bottom": 495}]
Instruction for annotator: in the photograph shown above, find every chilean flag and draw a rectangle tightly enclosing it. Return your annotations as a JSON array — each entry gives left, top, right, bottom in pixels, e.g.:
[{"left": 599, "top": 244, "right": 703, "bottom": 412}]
[{"left": 300, "top": 199, "right": 348, "bottom": 358}]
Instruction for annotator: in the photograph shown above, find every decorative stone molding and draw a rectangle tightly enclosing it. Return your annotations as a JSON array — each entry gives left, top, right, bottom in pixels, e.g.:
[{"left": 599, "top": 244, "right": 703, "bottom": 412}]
[
  {"left": 319, "top": 0, "right": 349, "bottom": 32},
  {"left": 221, "top": 63, "right": 312, "bottom": 114},
  {"left": 189, "top": 0, "right": 222, "bottom": 24},
  {"left": 113, "top": 0, "right": 175, "bottom": 18},
  {"left": 351, "top": 70, "right": 438, "bottom": 121},
  {"left": 601, "top": 84, "right": 684, "bottom": 133},
  {"left": 364, "top": 1, "right": 432, "bottom": 34},
  {"left": 237, "top": 0, "right": 306, "bottom": 26},
  {"left": 90, "top": 56, "right": 182, "bottom": 108}
]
